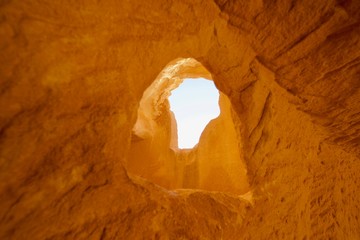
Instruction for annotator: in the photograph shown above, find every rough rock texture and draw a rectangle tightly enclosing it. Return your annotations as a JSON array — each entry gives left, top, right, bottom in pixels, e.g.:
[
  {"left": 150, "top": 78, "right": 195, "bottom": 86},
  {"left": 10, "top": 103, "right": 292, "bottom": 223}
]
[
  {"left": 0, "top": 0, "right": 360, "bottom": 239},
  {"left": 193, "top": 92, "right": 249, "bottom": 194}
]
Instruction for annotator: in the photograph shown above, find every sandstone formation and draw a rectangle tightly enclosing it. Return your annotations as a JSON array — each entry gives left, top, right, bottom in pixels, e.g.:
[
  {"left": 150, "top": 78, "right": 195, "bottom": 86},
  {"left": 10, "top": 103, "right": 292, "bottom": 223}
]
[{"left": 0, "top": 0, "right": 359, "bottom": 239}]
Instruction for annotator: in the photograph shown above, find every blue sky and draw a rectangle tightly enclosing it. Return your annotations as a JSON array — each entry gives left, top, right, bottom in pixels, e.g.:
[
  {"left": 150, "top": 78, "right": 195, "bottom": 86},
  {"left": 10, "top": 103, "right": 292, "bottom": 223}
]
[{"left": 169, "top": 78, "right": 220, "bottom": 148}]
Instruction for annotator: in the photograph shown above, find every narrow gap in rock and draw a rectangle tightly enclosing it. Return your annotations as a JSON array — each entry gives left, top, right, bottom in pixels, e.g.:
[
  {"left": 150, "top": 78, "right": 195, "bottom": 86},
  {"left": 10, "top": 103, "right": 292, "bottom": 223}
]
[
  {"left": 168, "top": 78, "right": 220, "bottom": 149},
  {"left": 127, "top": 58, "right": 249, "bottom": 195}
]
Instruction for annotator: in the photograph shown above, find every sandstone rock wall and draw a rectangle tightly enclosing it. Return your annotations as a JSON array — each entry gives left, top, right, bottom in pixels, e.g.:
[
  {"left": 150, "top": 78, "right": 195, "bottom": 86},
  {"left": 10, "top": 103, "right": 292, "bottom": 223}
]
[
  {"left": 194, "top": 93, "right": 249, "bottom": 194},
  {"left": 0, "top": 0, "right": 359, "bottom": 239}
]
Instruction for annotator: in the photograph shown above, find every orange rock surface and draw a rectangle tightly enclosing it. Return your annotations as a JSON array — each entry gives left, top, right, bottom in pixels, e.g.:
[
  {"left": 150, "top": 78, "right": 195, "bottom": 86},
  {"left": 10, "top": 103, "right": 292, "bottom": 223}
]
[{"left": 0, "top": 0, "right": 359, "bottom": 239}]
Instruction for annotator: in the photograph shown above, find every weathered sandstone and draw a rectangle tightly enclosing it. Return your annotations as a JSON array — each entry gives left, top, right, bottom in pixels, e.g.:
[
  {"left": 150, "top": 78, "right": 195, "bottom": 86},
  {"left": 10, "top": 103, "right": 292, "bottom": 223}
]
[{"left": 0, "top": 0, "right": 359, "bottom": 239}]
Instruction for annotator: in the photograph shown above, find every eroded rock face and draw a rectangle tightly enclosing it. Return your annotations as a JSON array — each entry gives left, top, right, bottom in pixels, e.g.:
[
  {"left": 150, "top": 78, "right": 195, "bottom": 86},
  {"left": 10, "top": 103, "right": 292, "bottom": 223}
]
[{"left": 0, "top": 0, "right": 359, "bottom": 239}]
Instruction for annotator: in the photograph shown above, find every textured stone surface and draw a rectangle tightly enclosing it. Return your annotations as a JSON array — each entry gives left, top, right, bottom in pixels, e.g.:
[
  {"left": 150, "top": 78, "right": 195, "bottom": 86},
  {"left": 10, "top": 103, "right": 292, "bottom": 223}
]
[{"left": 0, "top": 0, "right": 359, "bottom": 239}]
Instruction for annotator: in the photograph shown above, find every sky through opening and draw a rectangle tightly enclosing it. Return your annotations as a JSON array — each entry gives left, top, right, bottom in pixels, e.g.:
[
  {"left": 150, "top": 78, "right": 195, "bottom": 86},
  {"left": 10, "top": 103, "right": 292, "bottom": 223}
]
[{"left": 169, "top": 78, "right": 220, "bottom": 149}]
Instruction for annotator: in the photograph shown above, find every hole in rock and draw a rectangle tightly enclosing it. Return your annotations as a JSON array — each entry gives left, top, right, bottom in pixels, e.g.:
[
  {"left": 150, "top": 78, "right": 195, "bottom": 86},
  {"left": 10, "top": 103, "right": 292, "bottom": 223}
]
[
  {"left": 127, "top": 58, "right": 249, "bottom": 195},
  {"left": 168, "top": 78, "right": 220, "bottom": 149}
]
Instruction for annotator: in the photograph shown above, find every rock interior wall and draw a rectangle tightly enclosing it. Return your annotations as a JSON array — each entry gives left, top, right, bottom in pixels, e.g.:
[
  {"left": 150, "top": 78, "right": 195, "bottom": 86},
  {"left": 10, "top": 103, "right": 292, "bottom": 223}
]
[
  {"left": 0, "top": 0, "right": 359, "bottom": 239},
  {"left": 195, "top": 92, "right": 249, "bottom": 194}
]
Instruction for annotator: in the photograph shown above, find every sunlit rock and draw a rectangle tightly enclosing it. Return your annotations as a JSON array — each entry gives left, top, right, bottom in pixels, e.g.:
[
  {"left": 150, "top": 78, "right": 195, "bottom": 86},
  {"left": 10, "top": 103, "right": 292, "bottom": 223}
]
[{"left": 0, "top": 0, "right": 359, "bottom": 239}]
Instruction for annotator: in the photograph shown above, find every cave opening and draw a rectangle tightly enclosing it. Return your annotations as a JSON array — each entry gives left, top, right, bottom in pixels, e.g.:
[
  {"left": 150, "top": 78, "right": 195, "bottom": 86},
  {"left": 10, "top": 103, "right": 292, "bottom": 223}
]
[
  {"left": 127, "top": 58, "right": 249, "bottom": 194},
  {"left": 168, "top": 78, "right": 220, "bottom": 149}
]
